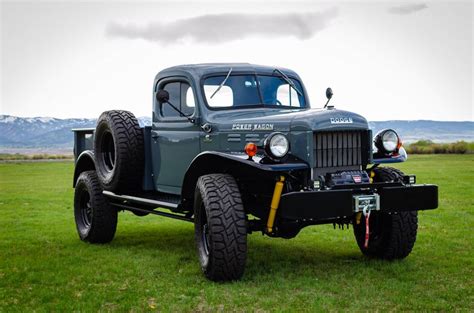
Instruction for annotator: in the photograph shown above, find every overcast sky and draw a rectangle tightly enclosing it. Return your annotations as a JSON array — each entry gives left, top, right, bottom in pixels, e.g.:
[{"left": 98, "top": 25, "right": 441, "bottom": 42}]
[{"left": 1, "top": 0, "right": 472, "bottom": 121}]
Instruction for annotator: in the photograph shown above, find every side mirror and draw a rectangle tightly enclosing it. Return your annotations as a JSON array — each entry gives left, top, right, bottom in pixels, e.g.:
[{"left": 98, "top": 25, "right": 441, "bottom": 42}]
[
  {"left": 326, "top": 87, "right": 333, "bottom": 100},
  {"left": 155, "top": 89, "right": 196, "bottom": 124},
  {"left": 156, "top": 89, "right": 170, "bottom": 103},
  {"left": 324, "top": 87, "right": 333, "bottom": 108}
]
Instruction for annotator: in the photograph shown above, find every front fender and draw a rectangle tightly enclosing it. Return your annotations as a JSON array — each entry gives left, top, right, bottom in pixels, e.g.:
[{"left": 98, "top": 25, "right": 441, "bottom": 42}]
[
  {"left": 73, "top": 150, "right": 95, "bottom": 187},
  {"left": 372, "top": 147, "right": 408, "bottom": 164},
  {"left": 181, "top": 151, "right": 309, "bottom": 205}
]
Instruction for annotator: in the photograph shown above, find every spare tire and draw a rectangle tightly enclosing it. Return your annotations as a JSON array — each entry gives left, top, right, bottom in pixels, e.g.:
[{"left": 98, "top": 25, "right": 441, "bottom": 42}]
[{"left": 94, "top": 110, "right": 144, "bottom": 192}]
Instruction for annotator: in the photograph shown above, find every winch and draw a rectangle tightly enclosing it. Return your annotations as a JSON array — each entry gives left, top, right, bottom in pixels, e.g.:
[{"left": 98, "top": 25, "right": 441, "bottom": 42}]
[{"left": 325, "top": 170, "right": 370, "bottom": 187}]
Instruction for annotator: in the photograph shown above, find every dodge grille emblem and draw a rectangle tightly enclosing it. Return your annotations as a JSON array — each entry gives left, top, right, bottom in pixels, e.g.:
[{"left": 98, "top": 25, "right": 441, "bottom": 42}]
[{"left": 330, "top": 117, "right": 353, "bottom": 124}]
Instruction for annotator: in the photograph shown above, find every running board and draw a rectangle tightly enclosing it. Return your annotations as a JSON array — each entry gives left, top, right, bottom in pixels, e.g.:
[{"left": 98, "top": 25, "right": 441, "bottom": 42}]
[
  {"left": 103, "top": 191, "right": 179, "bottom": 210},
  {"left": 113, "top": 202, "right": 192, "bottom": 222}
]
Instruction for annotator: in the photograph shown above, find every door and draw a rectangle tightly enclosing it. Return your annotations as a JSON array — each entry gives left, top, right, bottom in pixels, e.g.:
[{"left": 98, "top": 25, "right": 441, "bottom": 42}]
[{"left": 151, "top": 79, "right": 200, "bottom": 195}]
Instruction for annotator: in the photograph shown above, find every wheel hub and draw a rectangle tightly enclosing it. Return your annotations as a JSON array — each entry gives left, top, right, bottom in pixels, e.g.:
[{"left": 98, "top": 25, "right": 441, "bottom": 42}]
[
  {"left": 202, "top": 223, "right": 210, "bottom": 256},
  {"left": 101, "top": 131, "right": 115, "bottom": 172},
  {"left": 80, "top": 191, "right": 92, "bottom": 227}
]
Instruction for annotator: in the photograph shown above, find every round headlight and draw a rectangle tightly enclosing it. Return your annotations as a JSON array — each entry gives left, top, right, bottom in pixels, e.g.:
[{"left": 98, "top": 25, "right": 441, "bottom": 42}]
[
  {"left": 264, "top": 133, "right": 289, "bottom": 159},
  {"left": 374, "top": 129, "right": 400, "bottom": 154},
  {"left": 382, "top": 130, "right": 399, "bottom": 152}
]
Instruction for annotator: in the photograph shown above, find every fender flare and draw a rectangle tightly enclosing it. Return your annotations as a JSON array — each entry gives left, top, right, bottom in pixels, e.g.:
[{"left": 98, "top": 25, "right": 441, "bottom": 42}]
[
  {"left": 73, "top": 150, "right": 96, "bottom": 187},
  {"left": 372, "top": 147, "right": 408, "bottom": 164},
  {"left": 180, "top": 151, "right": 309, "bottom": 208}
]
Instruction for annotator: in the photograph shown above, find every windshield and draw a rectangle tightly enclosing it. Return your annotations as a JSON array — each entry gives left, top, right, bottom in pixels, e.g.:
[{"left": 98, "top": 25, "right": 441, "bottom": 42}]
[{"left": 203, "top": 74, "right": 306, "bottom": 109}]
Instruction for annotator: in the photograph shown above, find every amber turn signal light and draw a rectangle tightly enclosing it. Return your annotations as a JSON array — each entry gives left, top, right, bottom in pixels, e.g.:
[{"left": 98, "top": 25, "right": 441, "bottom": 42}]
[{"left": 244, "top": 142, "right": 258, "bottom": 157}]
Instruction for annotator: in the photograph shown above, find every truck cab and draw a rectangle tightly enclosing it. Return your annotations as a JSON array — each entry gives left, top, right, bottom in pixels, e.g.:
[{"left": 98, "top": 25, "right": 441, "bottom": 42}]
[
  {"left": 72, "top": 63, "right": 438, "bottom": 282},
  {"left": 150, "top": 63, "right": 311, "bottom": 194}
]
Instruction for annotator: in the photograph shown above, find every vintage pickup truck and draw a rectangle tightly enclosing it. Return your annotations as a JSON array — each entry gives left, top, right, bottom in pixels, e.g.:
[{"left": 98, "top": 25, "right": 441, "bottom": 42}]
[{"left": 72, "top": 63, "right": 438, "bottom": 281}]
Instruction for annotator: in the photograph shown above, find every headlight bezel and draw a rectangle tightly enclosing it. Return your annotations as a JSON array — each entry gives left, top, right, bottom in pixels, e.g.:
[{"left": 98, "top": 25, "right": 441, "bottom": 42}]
[
  {"left": 374, "top": 129, "right": 401, "bottom": 155},
  {"left": 264, "top": 132, "right": 290, "bottom": 161}
]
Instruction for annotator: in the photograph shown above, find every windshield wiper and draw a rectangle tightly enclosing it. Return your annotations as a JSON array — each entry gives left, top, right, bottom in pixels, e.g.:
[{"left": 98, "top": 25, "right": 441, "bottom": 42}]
[
  {"left": 210, "top": 67, "right": 232, "bottom": 99},
  {"left": 272, "top": 69, "right": 303, "bottom": 96}
]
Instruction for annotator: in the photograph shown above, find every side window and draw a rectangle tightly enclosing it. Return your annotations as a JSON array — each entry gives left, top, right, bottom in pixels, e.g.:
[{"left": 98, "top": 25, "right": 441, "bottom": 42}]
[
  {"left": 181, "top": 83, "right": 195, "bottom": 116},
  {"left": 186, "top": 86, "right": 195, "bottom": 108},
  {"left": 160, "top": 81, "right": 195, "bottom": 118},
  {"left": 161, "top": 82, "right": 180, "bottom": 118},
  {"left": 276, "top": 84, "right": 301, "bottom": 107}
]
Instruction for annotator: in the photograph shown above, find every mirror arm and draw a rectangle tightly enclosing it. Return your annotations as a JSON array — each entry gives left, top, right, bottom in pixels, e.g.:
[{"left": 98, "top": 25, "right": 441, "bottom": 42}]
[
  {"left": 164, "top": 100, "right": 195, "bottom": 123},
  {"left": 323, "top": 98, "right": 331, "bottom": 108}
]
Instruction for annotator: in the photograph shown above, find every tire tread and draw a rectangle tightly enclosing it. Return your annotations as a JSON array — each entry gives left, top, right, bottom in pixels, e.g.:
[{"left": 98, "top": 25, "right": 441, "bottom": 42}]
[
  {"left": 94, "top": 110, "right": 144, "bottom": 191},
  {"left": 74, "top": 170, "right": 117, "bottom": 243},
  {"left": 195, "top": 174, "right": 247, "bottom": 281},
  {"left": 354, "top": 167, "right": 418, "bottom": 259}
]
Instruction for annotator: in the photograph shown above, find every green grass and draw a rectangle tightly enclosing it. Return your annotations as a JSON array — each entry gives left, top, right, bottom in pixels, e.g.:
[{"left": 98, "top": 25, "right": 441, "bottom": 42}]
[
  {"left": 0, "top": 155, "right": 473, "bottom": 311},
  {"left": 0, "top": 153, "right": 73, "bottom": 161}
]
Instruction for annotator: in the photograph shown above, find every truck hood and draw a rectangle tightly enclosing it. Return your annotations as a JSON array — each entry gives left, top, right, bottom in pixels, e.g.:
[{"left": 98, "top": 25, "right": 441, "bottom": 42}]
[{"left": 206, "top": 107, "right": 369, "bottom": 132}]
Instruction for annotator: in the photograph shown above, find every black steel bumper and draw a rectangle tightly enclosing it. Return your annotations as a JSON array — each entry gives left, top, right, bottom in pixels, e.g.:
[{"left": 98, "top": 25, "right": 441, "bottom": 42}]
[{"left": 279, "top": 184, "right": 438, "bottom": 220}]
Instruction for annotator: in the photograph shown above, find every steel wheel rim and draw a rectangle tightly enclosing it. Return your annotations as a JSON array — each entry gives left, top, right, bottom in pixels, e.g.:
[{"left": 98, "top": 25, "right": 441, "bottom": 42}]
[
  {"left": 367, "top": 213, "right": 384, "bottom": 245},
  {"left": 201, "top": 206, "right": 210, "bottom": 257},
  {"left": 101, "top": 131, "right": 115, "bottom": 172},
  {"left": 80, "top": 191, "right": 92, "bottom": 227}
]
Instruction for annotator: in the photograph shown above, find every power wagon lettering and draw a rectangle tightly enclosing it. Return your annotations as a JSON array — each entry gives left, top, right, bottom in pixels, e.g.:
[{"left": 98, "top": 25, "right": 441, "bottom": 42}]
[{"left": 232, "top": 123, "right": 274, "bottom": 131}]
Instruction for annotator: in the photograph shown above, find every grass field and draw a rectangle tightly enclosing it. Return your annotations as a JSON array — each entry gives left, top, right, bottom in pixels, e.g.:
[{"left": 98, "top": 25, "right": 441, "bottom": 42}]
[{"left": 0, "top": 155, "right": 473, "bottom": 311}]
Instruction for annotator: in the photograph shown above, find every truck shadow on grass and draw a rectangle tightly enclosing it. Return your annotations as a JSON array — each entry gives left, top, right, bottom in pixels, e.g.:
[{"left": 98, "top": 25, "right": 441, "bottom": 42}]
[{"left": 108, "top": 222, "right": 403, "bottom": 282}]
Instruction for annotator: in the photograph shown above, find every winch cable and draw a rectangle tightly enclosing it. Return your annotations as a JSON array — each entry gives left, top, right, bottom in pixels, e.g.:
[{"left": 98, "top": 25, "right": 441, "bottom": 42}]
[{"left": 363, "top": 205, "right": 371, "bottom": 249}]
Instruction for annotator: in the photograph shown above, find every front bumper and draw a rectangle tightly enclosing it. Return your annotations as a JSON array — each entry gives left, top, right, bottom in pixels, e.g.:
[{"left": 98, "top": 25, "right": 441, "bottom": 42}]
[{"left": 278, "top": 183, "right": 438, "bottom": 220}]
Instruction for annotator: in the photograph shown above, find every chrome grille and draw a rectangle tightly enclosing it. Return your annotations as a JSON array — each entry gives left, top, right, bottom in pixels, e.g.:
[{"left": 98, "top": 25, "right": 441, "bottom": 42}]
[{"left": 313, "top": 131, "right": 368, "bottom": 168}]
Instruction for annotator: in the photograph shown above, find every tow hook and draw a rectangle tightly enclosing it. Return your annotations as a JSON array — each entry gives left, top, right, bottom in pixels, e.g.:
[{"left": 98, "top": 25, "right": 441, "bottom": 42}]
[{"left": 266, "top": 176, "right": 285, "bottom": 234}]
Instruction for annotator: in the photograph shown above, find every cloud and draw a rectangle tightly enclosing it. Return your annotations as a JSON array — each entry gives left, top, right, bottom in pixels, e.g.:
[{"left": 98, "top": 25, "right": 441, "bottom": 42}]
[
  {"left": 105, "top": 9, "right": 339, "bottom": 44},
  {"left": 388, "top": 3, "right": 428, "bottom": 15}
]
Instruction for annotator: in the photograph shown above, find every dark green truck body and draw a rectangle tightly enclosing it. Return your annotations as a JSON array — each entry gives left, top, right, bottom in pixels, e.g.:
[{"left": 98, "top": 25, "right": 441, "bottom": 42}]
[
  {"left": 72, "top": 64, "right": 437, "bottom": 282},
  {"left": 73, "top": 63, "right": 437, "bottom": 223}
]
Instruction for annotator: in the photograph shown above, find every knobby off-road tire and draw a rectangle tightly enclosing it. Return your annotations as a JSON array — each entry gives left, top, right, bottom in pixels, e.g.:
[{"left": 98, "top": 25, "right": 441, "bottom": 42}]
[
  {"left": 194, "top": 174, "right": 247, "bottom": 281},
  {"left": 74, "top": 171, "right": 117, "bottom": 243},
  {"left": 353, "top": 167, "right": 418, "bottom": 259},
  {"left": 94, "top": 110, "right": 144, "bottom": 192}
]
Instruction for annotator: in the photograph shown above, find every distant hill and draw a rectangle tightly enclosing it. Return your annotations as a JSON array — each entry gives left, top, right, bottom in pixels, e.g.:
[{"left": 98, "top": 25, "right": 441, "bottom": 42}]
[
  {"left": 368, "top": 120, "right": 473, "bottom": 143},
  {"left": 0, "top": 115, "right": 151, "bottom": 150},
  {"left": 0, "top": 115, "right": 472, "bottom": 152}
]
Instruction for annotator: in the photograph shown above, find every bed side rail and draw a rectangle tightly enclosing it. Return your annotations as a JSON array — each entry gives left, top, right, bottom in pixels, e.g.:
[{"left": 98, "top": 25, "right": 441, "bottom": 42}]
[{"left": 72, "top": 128, "right": 95, "bottom": 161}]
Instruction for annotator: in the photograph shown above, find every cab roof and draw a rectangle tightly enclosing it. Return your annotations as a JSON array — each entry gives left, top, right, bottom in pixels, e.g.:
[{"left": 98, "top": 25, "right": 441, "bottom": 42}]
[{"left": 155, "top": 63, "right": 301, "bottom": 82}]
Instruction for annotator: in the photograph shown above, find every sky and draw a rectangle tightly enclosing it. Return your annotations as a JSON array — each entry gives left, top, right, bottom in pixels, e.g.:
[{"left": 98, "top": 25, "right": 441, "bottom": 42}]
[{"left": 0, "top": 0, "right": 472, "bottom": 121}]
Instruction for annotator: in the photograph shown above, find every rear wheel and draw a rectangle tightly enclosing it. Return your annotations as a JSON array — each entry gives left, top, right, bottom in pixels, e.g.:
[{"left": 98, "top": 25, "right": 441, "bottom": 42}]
[
  {"left": 74, "top": 171, "right": 117, "bottom": 243},
  {"left": 353, "top": 167, "right": 418, "bottom": 259},
  {"left": 194, "top": 174, "right": 247, "bottom": 281}
]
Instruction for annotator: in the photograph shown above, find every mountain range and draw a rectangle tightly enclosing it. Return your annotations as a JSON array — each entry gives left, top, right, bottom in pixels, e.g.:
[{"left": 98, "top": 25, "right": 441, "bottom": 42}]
[{"left": 0, "top": 115, "right": 472, "bottom": 152}]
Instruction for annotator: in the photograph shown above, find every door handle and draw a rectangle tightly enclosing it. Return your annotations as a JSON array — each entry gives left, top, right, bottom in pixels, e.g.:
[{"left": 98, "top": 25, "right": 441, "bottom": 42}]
[{"left": 151, "top": 132, "right": 159, "bottom": 139}]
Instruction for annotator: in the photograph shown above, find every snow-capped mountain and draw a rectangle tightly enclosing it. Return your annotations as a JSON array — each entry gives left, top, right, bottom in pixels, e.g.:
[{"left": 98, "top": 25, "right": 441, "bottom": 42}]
[
  {"left": 0, "top": 115, "right": 151, "bottom": 148},
  {"left": 0, "top": 115, "right": 472, "bottom": 149}
]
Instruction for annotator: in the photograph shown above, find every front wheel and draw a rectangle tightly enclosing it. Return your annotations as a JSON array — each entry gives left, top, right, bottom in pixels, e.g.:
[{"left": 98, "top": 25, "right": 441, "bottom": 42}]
[
  {"left": 353, "top": 167, "right": 418, "bottom": 259},
  {"left": 74, "top": 171, "right": 118, "bottom": 243},
  {"left": 194, "top": 174, "right": 247, "bottom": 281}
]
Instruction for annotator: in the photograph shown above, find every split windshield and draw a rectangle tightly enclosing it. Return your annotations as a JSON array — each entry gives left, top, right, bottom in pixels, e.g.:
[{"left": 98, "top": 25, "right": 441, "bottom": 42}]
[{"left": 203, "top": 74, "right": 306, "bottom": 109}]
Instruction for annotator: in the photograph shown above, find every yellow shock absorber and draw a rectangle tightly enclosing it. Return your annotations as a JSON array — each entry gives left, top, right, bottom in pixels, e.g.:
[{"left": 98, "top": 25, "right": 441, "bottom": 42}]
[{"left": 266, "top": 176, "right": 285, "bottom": 234}]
